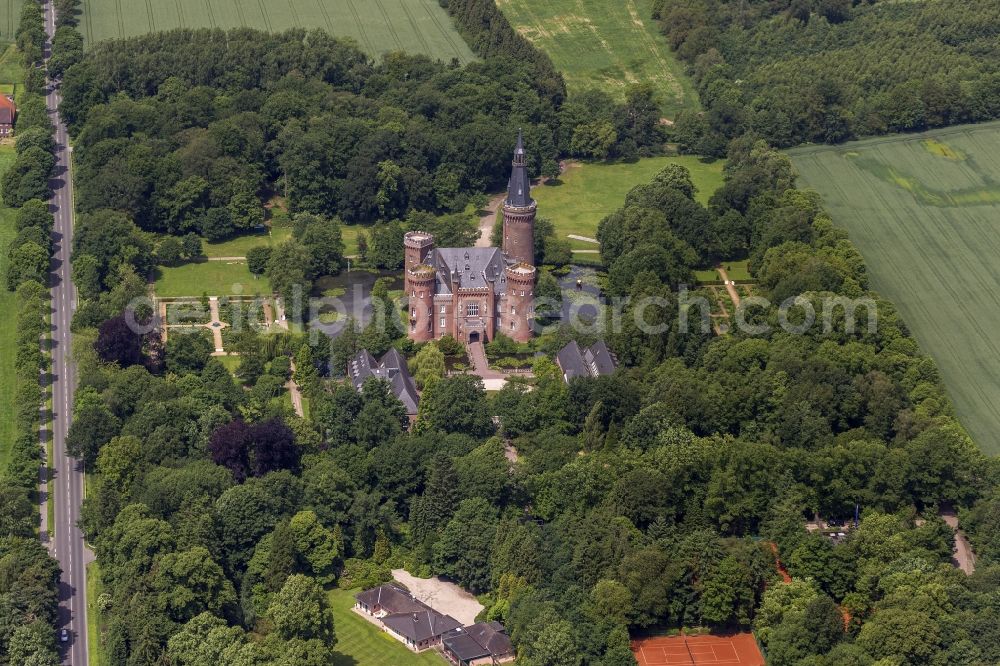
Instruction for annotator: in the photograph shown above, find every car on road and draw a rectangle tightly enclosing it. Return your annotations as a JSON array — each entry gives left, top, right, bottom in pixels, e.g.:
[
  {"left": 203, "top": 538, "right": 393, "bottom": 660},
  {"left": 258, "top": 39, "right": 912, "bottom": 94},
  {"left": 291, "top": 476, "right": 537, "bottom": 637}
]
[{"left": 60, "top": 629, "right": 68, "bottom": 643}]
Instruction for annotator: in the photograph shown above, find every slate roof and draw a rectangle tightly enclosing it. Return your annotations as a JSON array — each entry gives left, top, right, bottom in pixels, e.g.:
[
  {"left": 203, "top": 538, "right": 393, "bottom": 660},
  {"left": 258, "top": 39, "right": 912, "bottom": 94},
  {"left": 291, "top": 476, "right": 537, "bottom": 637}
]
[
  {"left": 354, "top": 585, "right": 424, "bottom": 614},
  {"left": 431, "top": 247, "right": 507, "bottom": 295},
  {"left": 381, "top": 608, "right": 462, "bottom": 644},
  {"left": 348, "top": 349, "right": 420, "bottom": 415},
  {"left": 505, "top": 130, "right": 532, "bottom": 208},
  {"left": 443, "top": 621, "right": 514, "bottom": 662},
  {"left": 556, "top": 340, "right": 617, "bottom": 381}
]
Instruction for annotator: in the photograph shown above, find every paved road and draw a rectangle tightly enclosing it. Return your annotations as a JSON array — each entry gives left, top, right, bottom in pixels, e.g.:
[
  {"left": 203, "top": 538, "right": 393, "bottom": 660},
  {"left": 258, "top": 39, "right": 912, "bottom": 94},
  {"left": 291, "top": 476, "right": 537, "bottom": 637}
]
[{"left": 40, "top": 0, "right": 90, "bottom": 662}]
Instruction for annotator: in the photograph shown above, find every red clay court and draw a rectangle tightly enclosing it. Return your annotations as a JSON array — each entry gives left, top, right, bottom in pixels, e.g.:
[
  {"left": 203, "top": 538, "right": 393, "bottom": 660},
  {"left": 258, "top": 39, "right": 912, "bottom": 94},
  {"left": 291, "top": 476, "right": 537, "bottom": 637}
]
[{"left": 631, "top": 632, "right": 765, "bottom": 666}]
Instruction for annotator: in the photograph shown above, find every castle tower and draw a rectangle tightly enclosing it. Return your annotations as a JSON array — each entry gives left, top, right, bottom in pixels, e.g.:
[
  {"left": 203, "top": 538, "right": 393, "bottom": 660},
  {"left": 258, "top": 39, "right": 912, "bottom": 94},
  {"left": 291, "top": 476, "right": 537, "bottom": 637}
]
[
  {"left": 501, "top": 131, "right": 536, "bottom": 267},
  {"left": 502, "top": 263, "right": 536, "bottom": 343},
  {"left": 404, "top": 231, "right": 434, "bottom": 275},
  {"left": 406, "top": 263, "right": 435, "bottom": 342}
]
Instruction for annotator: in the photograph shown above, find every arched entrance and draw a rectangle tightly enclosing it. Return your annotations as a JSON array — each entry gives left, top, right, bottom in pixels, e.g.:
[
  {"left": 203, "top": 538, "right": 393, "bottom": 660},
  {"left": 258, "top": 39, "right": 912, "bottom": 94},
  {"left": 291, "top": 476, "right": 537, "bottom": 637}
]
[{"left": 468, "top": 331, "right": 480, "bottom": 343}]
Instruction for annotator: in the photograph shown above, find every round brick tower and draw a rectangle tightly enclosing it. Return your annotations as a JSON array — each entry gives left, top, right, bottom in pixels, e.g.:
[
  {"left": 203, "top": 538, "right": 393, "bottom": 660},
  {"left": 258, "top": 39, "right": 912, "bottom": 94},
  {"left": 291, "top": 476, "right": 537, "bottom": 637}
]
[
  {"left": 406, "top": 264, "right": 436, "bottom": 342},
  {"left": 502, "top": 263, "right": 536, "bottom": 343},
  {"left": 502, "top": 131, "right": 536, "bottom": 267}
]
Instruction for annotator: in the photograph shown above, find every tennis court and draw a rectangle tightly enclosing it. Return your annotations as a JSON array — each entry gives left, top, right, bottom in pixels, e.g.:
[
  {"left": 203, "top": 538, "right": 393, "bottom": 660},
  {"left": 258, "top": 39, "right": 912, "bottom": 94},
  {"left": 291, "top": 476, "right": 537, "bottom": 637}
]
[{"left": 631, "top": 632, "right": 764, "bottom": 666}]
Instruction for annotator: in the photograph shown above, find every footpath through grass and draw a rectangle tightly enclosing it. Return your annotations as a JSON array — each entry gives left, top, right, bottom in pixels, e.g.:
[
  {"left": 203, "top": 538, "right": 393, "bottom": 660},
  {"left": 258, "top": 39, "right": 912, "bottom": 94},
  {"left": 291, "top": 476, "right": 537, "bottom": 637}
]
[
  {"left": 327, "top": 588, "right": 444, "bottom": 666},
  {"left": 498, "top": 0, "right": 698, "bottom": 116},
  {"left": 80, "top": 0, "right": 475, "bottom": 63},
  {"left": 0, "top": 144, "right": 18, "bottom": 473},
  {"left": 788, "top": 121, "right": 1000, "bottom": 454},
  {"left": 535, "top": 156, "right": 724, "bottom": 250}
]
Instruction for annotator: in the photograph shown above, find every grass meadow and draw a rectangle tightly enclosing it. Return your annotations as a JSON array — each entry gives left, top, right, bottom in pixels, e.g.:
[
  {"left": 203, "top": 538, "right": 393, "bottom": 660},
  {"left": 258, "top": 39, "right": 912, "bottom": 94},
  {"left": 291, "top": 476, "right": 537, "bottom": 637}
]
[
  {"left": 153, "top": 259, "right": 271, "bottom": 298},
  {"left": 497, "top": 0, "right": 698, "bottom": 117},
  {"left": 0, "top": 144, "right": 17, "bottom": 472},
  {"left": 535, "top": 156, "right": 725, "bottom": 251},
  {"left": 788, "top": 121, "right": 1000, "bottom": 454},
  {"left": 0, "top": 2, "right": 23, "bottom": 42},
  {"left": 327, "top": 588, "right": 444, "bottom": 666},
  {"left": 79, "top": 0, "right": 475, "bottom": 62}
]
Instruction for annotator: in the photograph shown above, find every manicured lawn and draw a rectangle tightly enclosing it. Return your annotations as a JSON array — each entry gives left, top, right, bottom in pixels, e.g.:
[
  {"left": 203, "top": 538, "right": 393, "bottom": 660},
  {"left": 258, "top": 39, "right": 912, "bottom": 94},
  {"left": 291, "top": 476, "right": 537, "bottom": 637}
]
[
  {"left": 204, "top": 225, "right": 363, "bottom": 258},
  {"left": 534, "top": 156, "right": 725, "bottom": 250},
  {"left": 153, "top": 260, "right": 271, "bottom": 298},
  {"left": 0, "top": 43, "right": 24, "bottom": 91},
  {"left": 79, "top": 0, "right": 475, "bottom": 63},
  {"left": 327, "top": 588, "right": 444, "bottom": 666},
  {"left": 0, "top": 143, "right": 18, "bottom": 473},
  {"left": 788, "top": 120, "right": 1000, "bottom": 454},
  {"left": 216, "top": 354, "right": 242, "bottom": 374},
  {"left": 498, "top": 0, "right": 698, "bottom": 116}
]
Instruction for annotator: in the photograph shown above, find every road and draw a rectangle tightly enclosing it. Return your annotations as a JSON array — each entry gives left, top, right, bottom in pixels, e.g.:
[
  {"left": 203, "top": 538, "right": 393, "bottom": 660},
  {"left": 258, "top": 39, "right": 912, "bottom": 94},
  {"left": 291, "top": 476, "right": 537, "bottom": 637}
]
[{"left": 40, "top": 0, "right": 90, "bottom": 663}]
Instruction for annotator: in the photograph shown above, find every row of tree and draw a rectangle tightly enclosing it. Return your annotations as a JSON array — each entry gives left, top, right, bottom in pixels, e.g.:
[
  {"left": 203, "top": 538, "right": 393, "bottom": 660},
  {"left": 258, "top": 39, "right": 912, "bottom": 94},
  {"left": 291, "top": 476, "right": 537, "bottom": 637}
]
[
  {"left": 654, "top": 0, "right": 1000, "bottom": 151},
  {"left": 0, "top": 3, "right": 64, "bottom": 665}
]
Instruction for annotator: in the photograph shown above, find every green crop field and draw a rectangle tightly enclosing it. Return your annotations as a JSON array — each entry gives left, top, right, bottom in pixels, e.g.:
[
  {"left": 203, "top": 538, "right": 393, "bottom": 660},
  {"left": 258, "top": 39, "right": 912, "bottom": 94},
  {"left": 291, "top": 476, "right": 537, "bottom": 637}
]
[
  {"left": 327, "top": 589, "right": 443, "bottom": 666},
  {"left": 0, "top": 144, "right": 18, "bottom": 473},
  {"left": 80, "top": 0, "right": 475, "bottom": 62},
  {"left": 534, "top": 156, "right": 724, "bottom": 251},
  {"left": 788, "top": 121, "right": 1000, "bottom": 454},
  {"left": 0, "top": 0, "right": 23, "bottom": 43},
  {"left": 497, "top": 0, "right": 698, "bottom": 117}
]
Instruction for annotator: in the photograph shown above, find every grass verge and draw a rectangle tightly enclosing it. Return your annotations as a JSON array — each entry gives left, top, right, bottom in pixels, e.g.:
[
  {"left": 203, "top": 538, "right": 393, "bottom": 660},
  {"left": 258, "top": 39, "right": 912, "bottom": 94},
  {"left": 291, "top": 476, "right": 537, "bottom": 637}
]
[{"left": 326, "top": 588, "right": 444, "bottom": 666}]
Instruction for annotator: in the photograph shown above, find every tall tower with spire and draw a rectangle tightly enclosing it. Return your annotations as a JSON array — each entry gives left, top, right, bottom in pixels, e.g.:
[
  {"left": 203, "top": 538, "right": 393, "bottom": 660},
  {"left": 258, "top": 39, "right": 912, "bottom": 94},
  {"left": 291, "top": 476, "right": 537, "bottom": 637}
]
[{"left": 501, "top": 130, "right": 536, "bottom": 267}]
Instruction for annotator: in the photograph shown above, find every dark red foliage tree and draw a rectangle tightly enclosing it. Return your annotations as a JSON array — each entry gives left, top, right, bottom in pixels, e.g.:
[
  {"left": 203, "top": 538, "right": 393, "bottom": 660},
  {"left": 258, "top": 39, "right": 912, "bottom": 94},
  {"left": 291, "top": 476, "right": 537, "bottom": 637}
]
[
  {"left": 208, "top": 418, "right": 300, "bottom": 482},
  {"left": 209, "top": 419, "right": 252, "bottom": 482},
  {"left": 94, "top": 315, "right": 145, "bottom": 367},
  {"left": 249, "top": 418, "right": 300, "bottom": 477}
]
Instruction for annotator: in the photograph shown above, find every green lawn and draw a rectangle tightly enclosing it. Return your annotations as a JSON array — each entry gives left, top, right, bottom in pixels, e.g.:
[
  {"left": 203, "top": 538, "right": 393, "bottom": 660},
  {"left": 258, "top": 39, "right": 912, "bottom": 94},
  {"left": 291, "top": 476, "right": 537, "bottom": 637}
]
[
  {"left": 327, "top": 588, "right": 445, "bottom": 666},
  {"left": 787, "top": 120, "right": 1000, "bottom": 454},
  {"left": 534, "top": 156, "right": 725, "bottom": 250},
  {"left": 204, "top": 225, "right": 363, "bottom": 258},
  {"left": 87, "top": 561, "right": 106, "bottom": 666},
  {"left": 498, "top": 0, "right": 698, "bottom": 117},
  {"left": 0, "top": 144, "right": 18, "bottom": 473},
  {"left": 0, "top": 43, "right": 24, "bottom": 92},
  {"left": 153, "top": 260, "right": 271, "bottom": 298},
  {"left": 80, "top": 0, "right": 475, "bottom": 63}
]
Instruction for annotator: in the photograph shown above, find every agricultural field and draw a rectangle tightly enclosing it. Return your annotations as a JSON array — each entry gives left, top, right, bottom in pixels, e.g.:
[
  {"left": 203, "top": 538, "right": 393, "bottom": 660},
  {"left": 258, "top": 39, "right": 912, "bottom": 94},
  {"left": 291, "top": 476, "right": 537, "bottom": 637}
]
[
  {"left": 534, "top": 156, "right": 724, "bottom": 251},
  {"left": 326, "top": 589, "right": 444, "bottom": 666},
  {"left": 79, "top": 0, "right": 475, "bottom": 62},
  {"left": 0, "top": 143, "right": 16, "bottom": 472},
  {"left": 0, "top": 0, "right": 23, "bottom": 43},
  {"left": 788, "top": 121, "right": 1000, "bottom": 454},
  {"left": 497, "top": 0, "right": 698, "bottom": 117}
]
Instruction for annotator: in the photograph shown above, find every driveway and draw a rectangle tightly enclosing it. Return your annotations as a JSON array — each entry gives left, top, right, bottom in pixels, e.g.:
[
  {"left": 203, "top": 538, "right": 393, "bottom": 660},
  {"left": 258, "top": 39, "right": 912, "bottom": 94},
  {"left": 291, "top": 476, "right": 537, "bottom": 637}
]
[{"left": 392, "top": 569, "right": 484, "bottom": 625}]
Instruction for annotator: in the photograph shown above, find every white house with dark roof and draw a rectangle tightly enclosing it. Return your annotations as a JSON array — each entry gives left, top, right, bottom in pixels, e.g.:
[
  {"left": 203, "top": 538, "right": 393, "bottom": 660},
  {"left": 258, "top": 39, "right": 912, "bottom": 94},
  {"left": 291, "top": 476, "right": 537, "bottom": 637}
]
[{"left": 354, "top": 584, "right": 463, "bottom": 652}]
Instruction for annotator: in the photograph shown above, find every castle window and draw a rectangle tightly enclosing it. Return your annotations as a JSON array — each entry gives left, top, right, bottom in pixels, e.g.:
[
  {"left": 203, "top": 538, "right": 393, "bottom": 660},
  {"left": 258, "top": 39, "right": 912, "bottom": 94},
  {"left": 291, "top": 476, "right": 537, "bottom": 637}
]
[
  {"left": 511, "top": 307, "right": 516, "bottom": 315},
  {"left": 440, "top": 305, "right": 446, "bottom": 314},
  {"left": 511, "top": 321, "right": 516, "bottom": 330},
  {"left": 467, "top": 303, "right": 480, "bottom": 317},
  {"left": 440, "top": 318, "right": 446, "bottom": 328}
]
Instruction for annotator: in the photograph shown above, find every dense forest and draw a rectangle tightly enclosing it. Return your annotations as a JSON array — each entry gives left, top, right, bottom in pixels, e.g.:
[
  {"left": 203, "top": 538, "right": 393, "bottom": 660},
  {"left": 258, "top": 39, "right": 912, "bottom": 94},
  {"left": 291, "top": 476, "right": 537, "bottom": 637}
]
[
  {"left": 653, "top": 0, "right": 1000, "bottom": 151},
  {"left": 5, "top": 0, "right": 1000, "bottom": 665}
]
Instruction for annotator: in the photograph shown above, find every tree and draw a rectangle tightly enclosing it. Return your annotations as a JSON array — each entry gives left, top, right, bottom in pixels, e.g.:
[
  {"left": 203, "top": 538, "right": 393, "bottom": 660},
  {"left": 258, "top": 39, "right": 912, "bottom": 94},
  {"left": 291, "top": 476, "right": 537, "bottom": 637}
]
[
  {"left": 266, "top": 574, "right": 336, "bottom": 648},
  {"left": 247, "top": 246, "right": 272, "bottom": 276},
  {"left": 229, "top": 179, "right": 264, "bottom": 230},
  {"left": 297, "top": 214, "right": 345, "bottom": 277},
  {"left": 528, "top": 620, "right": 581, "bottom": 666},
  {"left": 15, "top": 198, "right": 53, "bottom": 232},
  {"left": 411, "top": 453, "right": 461, "bottom": 543},
  {"left": 6, "top": 240, "right": 48, "bottom": 290},
  {"left": 166, "top": 331, "right": 214, "bottom": 375},
  {"left": 267, "top": 240, "right": 312, "bottom": 307},
  {"left": 409, "top": 342, "right": 445, "bottom": 390},
  {"left": 6, "top": 620, "right": 60, "bottom": 666},
  {"left": 157, "top": 237, "right": 183, "bottom": 266},
  {"left": 67, "top": 389, "right": 122, "bottom": 466},
  {"left": 151, "top": 547, "right": 237, "bottom": 623},
  {"left": 95, "top": 314, "right": 148, "bottom": 367},
  {"left": 288, "top": 510, "right": 341, "bottom": 584},
  {"left": 433, "top": 497, "right": 498, "bottom": 593},
  {"left": 417, "top": 375, "right": 494, "bottom": 437}
]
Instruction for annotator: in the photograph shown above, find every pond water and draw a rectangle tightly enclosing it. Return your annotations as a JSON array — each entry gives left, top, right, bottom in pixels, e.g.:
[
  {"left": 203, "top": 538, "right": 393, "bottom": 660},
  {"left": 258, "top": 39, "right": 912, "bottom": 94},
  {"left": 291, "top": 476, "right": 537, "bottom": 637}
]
[{"left": 308, "top": 270, "right": 403, "bottom": 337}]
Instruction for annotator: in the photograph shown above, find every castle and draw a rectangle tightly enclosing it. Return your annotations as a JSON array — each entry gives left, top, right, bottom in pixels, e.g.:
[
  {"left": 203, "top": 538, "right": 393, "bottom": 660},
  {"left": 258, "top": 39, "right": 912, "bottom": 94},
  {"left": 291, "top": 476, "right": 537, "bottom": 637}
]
[{"left": 405, "top": 132, "right": 536, "bottom": 344}]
